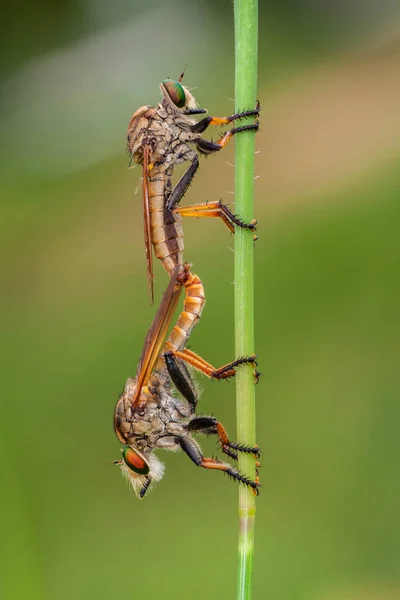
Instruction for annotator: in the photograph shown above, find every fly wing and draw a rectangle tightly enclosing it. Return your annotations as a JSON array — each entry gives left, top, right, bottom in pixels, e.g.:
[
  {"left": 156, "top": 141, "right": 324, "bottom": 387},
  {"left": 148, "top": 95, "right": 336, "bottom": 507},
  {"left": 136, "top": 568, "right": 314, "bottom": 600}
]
[
  {"left": 132, "top": 267, "right": 182, "bottom": 407},
  {"left": 142, "top": 144, "right": 154, "bottom": 305}
]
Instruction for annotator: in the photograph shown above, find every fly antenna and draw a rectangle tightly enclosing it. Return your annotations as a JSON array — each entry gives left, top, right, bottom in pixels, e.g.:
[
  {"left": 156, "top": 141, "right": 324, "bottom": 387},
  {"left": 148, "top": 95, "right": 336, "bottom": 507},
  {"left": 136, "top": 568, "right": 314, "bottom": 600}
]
[{"left": 179, "top": 64, "right": 188, "bottom": 83}]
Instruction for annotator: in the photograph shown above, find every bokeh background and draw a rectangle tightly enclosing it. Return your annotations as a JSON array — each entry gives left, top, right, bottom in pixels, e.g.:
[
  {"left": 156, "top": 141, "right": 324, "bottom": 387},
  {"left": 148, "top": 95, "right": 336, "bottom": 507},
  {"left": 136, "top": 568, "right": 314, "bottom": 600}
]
[{"left": 1, "top": 1, "right": 400, "bottom": 599}]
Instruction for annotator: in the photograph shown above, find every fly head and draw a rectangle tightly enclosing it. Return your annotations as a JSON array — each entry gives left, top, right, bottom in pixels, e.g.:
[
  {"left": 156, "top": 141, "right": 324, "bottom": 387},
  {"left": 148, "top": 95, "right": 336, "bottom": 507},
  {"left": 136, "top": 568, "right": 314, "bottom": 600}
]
[{"left": 160, "top": 79, "right": 198, "bottom": 112}]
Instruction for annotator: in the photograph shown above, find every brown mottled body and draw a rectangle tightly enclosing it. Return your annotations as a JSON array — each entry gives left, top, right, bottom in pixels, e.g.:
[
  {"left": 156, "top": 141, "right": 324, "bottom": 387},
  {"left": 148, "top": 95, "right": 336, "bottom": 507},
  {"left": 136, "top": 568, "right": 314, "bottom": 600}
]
[
  {"left": 126, "top": 81, "right": 259, "bottom": 301},
  {"left": 127, "top": 102, "right": 196, "bottom": 278},
  {"left": 114, "top": 268, "right": 204, "bottom": 451},
  {"left": 116, "top": 80, "right": 260, "bottom": 498},
  {"left": 113, "top": 266, "right": 260, "bottom": 498}
]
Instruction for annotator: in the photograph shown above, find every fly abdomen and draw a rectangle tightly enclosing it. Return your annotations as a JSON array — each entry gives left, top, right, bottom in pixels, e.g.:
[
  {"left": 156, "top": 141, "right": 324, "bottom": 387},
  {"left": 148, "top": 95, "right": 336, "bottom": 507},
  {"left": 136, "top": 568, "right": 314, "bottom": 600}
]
[
  {"left": 150, "top": 267, "right": 205, "bottom": 381},
  {"left": 165, "top": 269, "right": 205, "bottom": 353},
  {"left": 148, "top": 168, "right": 184, "bottom": 276}
]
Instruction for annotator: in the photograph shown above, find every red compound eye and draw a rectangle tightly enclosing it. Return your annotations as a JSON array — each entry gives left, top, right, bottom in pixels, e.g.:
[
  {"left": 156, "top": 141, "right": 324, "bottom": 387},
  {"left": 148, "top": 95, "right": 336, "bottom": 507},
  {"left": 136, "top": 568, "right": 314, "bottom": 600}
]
[{"left": 122, "top": 446, "right": 150, "bottom": 475}]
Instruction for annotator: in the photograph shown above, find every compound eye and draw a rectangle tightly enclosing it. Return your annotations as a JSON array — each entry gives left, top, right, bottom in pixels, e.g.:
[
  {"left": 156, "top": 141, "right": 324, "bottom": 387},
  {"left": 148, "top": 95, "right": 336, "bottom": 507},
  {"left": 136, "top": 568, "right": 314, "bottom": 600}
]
[
  {"left": 122, "top": 446, "right": 150, "bottom": 475},
  {"left": 162, "top": 79, "right": 186, "bottom": 108}
]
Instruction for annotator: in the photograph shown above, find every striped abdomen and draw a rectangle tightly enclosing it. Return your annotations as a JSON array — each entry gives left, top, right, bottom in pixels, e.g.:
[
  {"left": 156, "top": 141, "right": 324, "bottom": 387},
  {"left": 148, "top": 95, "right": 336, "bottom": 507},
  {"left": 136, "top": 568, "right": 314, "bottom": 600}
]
[
  {"left": 148, "top": 166, "right": 184, "bottom": 276},
  {"left": 151, "top": 268, "right": 205, "bottom": 380}
]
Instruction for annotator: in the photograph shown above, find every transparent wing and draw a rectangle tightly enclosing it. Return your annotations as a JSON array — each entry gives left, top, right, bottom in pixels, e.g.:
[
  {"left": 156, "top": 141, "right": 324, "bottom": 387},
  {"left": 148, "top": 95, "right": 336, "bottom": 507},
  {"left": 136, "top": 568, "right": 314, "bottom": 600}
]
[
  {"left": 142, "top": 144, "right": 154, "bottom": 305},
  {"left": 132, "top": 267, "right": 182, "bottom": 407}
]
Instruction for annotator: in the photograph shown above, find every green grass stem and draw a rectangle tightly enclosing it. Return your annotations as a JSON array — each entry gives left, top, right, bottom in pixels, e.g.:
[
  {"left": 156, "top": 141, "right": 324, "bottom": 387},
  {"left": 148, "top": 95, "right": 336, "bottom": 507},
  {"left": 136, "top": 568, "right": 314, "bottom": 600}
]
[{"left": 234, "top": 1, "right": 259, "bottom": 600}]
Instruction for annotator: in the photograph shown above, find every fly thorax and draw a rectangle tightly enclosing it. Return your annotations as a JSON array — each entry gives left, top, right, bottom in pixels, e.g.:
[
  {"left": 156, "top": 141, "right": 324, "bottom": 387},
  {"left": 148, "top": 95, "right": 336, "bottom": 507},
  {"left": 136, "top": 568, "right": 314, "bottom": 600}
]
[
  {"left": 161, "top": 99, "right": 181, "bottom": 117},
  {"left": 122, "top": 377, "right": 138, "bottom": 399},
  {"left": 149, "top": 416, "right": 165, "bottom": 435},
  {"left": 169, "top": 143, "right": 192, "bottom": 165},
  {"left": 165, "top": 421, "right": 185, "bottom": 436},
  {"left": 158, "top": 392, "right": 191, "bottom": 423},
  {"left": 114, "top": 379, "right": 136, "bottom": 417},
  {"left": 135, "top": 438, "right": 152, "bottom": 453},
  {"left": 156, "top": 105, "right": 168, "bottom": 119},
  {"left": 174, "top": 115, "right": 195, "bottom": 130},
  {"left": 130, "top": 419, "right": 152, "bottom": 436},
  {"left": 160, "top": 126, "right": 172, "bottom": 145},
  {"left": 114, "top": 412, "right": 131, "bottom": 441},
  {"left": 167, "top": 122, "right": 183, "bottom": 140},
  {"left": 148, "top": 370, "right": 170, "bottom": 394}
]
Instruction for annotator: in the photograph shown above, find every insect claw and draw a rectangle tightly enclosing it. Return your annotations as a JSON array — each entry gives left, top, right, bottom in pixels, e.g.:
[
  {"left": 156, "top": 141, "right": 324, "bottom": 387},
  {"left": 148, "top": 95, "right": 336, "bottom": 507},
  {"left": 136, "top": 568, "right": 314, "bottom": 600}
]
[
  {"left": 248, "top": 353, "right": 258, "bottom": 366},
  {"left": 251, "top": 479, "right": 261, "bottom": 496}
]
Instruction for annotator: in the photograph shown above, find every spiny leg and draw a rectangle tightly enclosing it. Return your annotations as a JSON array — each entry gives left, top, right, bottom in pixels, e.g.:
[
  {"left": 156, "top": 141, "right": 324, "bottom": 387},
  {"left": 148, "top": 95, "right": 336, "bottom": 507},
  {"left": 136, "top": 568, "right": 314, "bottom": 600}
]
[
  {"left": 195, "top": 121, "right": 259, "bottom": 154},
  {"left": 165, "top": 348, "right": 257, "bottom": 380},
  {"left": 166, "top": 155, "right": 199, "bottom": 209},
  {"left": 190, "top": 101, "right": 260, "bottom": 134},
  {"left": 166, "top": 105, "right": 259, "bottom": 208},
  {"left": 179, "top": 435, "right": 260, "bottom": 494},
  {"left": 186, "top": 416, "right": 260, "bottom": 462},
  {"left": 173, "top": 200, "right": 257, "bottom": 233},
  {"left": 253, "top": 370, "right": 261, "bottom": 385},
  {"left": 164, "top": 352, "right": 198, "bottom": 412}
]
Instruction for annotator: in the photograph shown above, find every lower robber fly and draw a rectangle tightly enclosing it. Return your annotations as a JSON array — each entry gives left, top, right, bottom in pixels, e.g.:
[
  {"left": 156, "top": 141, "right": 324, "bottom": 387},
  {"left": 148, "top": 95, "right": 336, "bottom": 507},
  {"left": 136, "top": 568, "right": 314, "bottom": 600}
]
[
  {"left": 127, "top": 73, "right": 259, "bottom": 302},
  {"left": 113, "top": 265, "right": 260, "bottom": 498}
]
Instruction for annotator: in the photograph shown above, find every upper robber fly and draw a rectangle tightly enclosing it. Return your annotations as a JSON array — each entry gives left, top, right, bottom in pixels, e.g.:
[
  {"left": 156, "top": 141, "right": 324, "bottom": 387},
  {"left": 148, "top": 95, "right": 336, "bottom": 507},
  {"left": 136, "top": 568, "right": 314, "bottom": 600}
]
[
  {"left": 113, "top": 265, "right": 260, "bottom": 498},
  {"left": 126, "top": 75, "right": 260, "bottom": 303}
]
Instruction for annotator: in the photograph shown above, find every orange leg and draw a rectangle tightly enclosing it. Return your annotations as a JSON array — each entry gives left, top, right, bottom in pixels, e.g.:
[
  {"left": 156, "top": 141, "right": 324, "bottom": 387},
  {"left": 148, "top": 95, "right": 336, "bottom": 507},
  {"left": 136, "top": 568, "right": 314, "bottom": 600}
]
[
  {"left": 173, "top": 200, "right": 257, "bottom": 233},
  {"left": 216, "top": 123, "right": 259, "bottom": 149},
  {"left": 186, "top": 416, "right": 260, "bottom": 461},
  {"left": 200, "top": 459, "right": 260, "bottom": 495},
  {"left": 215, "top": 422, "right": 260, "bottom": 460},
  {"left": 179, "top": 435, "right": 261, "bottom": 494},
  {"left": 170, "top": 348, "right": 257, "bottom": 380},
  {"left": 190, "top": 101, "right": 260, "bottom": 134},
  {"left": 195, "top": 121, "right": 259, "bottom": 154}
]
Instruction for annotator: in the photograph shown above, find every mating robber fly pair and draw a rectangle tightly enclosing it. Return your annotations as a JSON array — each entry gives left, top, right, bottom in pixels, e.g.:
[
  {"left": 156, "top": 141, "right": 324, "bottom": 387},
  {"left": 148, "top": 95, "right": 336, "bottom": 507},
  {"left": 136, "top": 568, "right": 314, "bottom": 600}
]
[{"left": 113, "top": 74, "right": 260, "bottom": 498}]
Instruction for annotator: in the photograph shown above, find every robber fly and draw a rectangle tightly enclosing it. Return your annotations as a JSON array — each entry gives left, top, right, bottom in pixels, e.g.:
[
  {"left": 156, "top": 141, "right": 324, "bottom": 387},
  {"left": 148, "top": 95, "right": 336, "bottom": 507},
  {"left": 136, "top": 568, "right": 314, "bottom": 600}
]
[
  {"left": 113, "top": 265, "right": 260, "bottom": 498},
  {"left": 127, "top": 73, "right": 260, "bottom": 302}
]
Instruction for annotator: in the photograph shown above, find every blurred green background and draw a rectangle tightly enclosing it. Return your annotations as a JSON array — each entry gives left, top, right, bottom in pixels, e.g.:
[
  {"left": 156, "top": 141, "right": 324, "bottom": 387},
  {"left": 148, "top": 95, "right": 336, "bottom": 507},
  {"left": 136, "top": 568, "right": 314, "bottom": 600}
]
[{"left": 1, "top": 2, "right": 400, "bottom": 599}]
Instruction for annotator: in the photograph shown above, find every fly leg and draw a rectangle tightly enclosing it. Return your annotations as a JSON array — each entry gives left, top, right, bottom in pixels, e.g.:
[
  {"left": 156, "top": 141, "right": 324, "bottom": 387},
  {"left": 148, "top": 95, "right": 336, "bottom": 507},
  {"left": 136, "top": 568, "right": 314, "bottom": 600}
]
[
  {"left": 194, "top": 119, "right": 259, "bottom": 154},
  {"left": 186, "top": 416, "right": 260, "bottom": 462},
  {"left": 190, "top": 101, "right": 260, "bottom": 134},
  {"left": 166, "top": 144, "right": 257, "bottom": 233},
  {"left": 166, "top": 154, "right": 199, "bottom": 209},
  {"left": 166, "top": 103, "right": 259, "bottom": 208},
  {"left": 165, "top": 348, "right": 257, "bottom": 381},
  {"left": 173, "top": 200, "right": 257, "bottom": 233},
  {"left": 163, "top": 352, "right": 198, "bottom": 412},
  {"left": 179, "top": 435, "right": 260, "bottom": 494}
]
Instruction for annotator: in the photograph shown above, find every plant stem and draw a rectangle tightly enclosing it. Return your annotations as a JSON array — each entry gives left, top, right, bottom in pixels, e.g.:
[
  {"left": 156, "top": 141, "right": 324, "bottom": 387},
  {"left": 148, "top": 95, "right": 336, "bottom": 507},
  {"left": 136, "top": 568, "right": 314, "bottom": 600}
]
[{"left": 234, "top": 1, "right": 258, "bottom": 600}]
